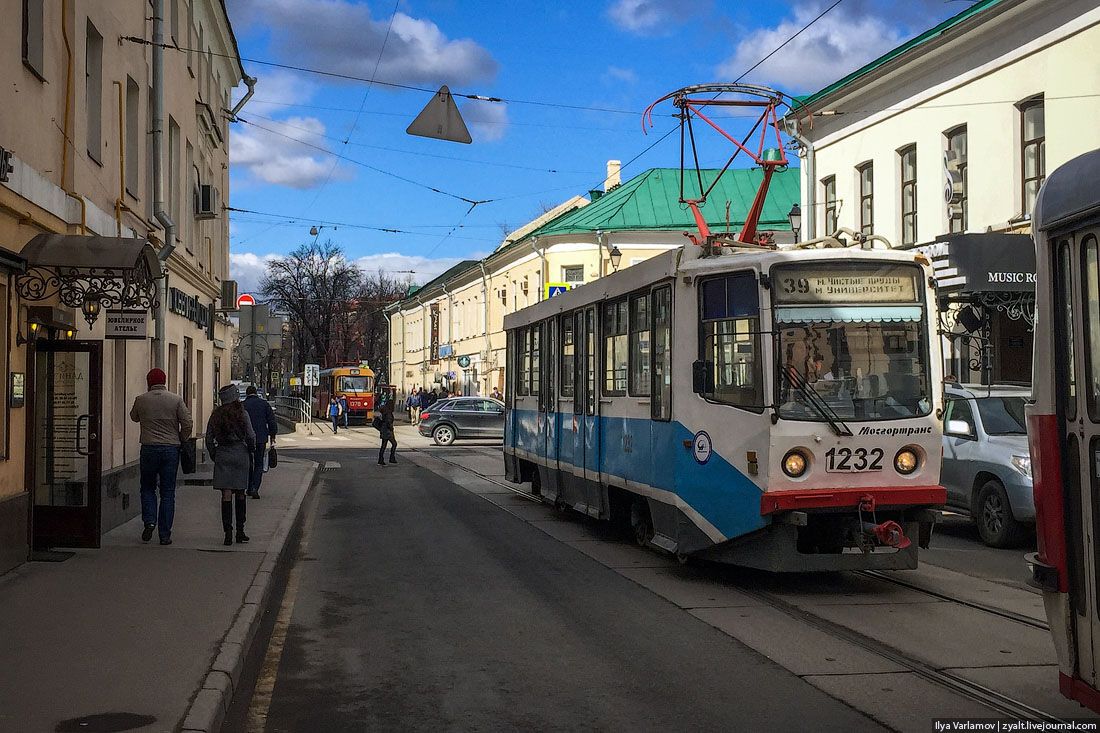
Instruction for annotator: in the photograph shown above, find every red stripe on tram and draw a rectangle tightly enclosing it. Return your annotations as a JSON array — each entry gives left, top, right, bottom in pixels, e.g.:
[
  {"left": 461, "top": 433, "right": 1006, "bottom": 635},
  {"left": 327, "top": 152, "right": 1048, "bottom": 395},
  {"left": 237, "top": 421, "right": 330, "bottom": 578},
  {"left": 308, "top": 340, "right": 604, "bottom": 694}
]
[{"left": 1028, "top": 412, "right": 1069, "bottom": 594}]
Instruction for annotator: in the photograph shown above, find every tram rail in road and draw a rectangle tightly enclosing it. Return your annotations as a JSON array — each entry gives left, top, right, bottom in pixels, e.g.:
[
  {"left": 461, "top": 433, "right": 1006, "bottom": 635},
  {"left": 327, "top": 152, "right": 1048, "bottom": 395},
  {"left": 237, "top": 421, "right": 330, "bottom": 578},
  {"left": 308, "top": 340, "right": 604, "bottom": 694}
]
[{"left": 411, "top": 443, "right": 1067, "bottom": 724}]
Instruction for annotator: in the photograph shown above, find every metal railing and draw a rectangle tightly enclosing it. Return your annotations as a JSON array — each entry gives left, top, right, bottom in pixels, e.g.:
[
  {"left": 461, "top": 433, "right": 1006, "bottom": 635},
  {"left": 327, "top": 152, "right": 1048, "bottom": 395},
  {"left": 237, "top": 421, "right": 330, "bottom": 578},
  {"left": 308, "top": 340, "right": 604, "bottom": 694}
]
[{"left": 274, "top": 396, "right": 312, "bottom": 424}]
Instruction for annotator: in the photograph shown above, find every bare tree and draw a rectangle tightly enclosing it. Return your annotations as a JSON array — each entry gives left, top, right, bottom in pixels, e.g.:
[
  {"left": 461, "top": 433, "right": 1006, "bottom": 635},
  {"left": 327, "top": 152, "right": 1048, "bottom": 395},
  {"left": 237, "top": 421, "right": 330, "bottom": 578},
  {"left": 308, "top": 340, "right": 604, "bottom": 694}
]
[{"left": 260, "top": 240, "right": 362, "bottom": 372}]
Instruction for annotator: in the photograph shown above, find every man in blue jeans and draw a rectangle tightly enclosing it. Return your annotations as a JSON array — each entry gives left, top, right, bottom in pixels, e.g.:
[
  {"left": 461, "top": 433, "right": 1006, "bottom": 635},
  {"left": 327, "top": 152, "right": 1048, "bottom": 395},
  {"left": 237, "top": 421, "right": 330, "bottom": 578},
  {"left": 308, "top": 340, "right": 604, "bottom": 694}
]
[
  {"left": 243, "top": 386, "right": 277, "bottom": 498},
  {"left": 129, "top": 368, "right": 193, "bottom": 545}
]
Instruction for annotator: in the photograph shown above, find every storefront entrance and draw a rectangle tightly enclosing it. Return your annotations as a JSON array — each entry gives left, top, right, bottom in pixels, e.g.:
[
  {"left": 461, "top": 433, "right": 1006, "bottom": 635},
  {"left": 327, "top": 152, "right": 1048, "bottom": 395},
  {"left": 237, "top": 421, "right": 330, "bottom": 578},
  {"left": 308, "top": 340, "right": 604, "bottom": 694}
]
[{"left": 30, "top": 340, "right": 103, "bottom": 549}]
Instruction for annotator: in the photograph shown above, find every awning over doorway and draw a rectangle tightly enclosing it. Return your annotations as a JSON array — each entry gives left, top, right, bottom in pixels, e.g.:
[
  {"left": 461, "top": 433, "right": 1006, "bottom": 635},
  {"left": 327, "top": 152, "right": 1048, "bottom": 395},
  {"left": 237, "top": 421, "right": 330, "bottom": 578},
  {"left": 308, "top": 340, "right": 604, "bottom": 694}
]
[
  {"left": 15, "top": 234, "right": 161, "bottom": 312},
  {"left": 940, "top": 233, "right": 1035, "bottom": 293}
]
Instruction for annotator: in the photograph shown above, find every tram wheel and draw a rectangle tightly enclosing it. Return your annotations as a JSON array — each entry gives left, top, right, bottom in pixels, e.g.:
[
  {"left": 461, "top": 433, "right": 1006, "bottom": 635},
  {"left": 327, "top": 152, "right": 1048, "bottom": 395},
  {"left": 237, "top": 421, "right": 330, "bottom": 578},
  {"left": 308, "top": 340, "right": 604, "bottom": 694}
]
[
  {"left": 630, "top": 497, "right": 654, "bottom": 548},
  {"left": 975, "top": 480, "right": 1027, "bottom": 548}
]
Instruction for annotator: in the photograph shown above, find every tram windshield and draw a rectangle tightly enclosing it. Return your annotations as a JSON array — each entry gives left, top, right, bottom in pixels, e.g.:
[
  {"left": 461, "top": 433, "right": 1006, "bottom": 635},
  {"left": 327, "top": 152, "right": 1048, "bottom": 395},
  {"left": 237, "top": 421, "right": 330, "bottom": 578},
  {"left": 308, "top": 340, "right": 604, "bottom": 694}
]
[{"left": 338, "top": 376, "right": 371, "bottom": 393}]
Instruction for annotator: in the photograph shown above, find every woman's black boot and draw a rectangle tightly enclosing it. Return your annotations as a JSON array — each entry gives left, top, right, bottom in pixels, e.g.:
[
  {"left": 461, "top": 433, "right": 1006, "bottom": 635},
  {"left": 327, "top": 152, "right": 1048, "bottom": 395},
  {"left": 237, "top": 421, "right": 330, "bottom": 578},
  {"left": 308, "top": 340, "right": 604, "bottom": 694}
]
[
  {"left": 221, "top": 501, "right": 233, "bottom": 546},
  {"left": 235, "top": 495, "right": 249, "bottom": 543}
]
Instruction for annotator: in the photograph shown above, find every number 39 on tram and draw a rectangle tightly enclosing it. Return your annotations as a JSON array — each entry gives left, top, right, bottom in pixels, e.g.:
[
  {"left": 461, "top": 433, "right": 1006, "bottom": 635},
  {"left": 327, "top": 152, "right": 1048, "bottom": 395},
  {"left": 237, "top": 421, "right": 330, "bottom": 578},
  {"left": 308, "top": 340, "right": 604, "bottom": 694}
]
[
  {"left": 1030, "top": 148, "right": 1100, "bottom": 713},
  {"left": 503, "top": 239, "right": 946, "bottom": 571}
]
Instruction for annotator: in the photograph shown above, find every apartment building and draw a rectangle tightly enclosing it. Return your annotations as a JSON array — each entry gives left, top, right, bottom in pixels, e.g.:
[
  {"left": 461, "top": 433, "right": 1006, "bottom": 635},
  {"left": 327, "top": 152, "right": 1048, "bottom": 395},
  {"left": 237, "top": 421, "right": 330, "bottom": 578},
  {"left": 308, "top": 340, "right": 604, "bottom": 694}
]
[
  {"left": 785, "top": 0, "right": 1100, "bottom": 384},
  {"left": 0, "top": 0, "right": 245, "bottom": 572}
]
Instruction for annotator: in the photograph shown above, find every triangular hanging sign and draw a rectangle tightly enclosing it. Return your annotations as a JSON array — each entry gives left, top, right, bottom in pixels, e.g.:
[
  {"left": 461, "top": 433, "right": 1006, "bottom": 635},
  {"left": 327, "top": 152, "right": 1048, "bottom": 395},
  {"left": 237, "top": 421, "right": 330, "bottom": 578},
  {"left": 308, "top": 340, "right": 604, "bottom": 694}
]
[{"left": 406, "top": 85, "right": 472, "bottom": 144}]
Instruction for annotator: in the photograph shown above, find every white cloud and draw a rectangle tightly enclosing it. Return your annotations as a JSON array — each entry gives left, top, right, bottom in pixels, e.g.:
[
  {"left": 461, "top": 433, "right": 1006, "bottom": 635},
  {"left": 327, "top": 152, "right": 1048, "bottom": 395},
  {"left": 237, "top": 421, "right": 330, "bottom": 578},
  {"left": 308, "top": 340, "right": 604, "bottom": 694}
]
[
  {"left": 606, "top": 0, "right": 695, "bottom": 35},
  {"left": 230, "top": 250, "right": 473, "bottom": 293},
  {"left": 458, "top": 99, "right": 509, "bottom": 142},
  {"left": 230, "top": 115, "right": 350, "bottom": 189},
  {"left": 603, "top": 66, "right": 638, "bottom": 85},
  {"left": 227, "top": 0, "right": 498, "bottom": 87},
  {"left": 717, "top": 1, "right": 954, "bottom": 93}
]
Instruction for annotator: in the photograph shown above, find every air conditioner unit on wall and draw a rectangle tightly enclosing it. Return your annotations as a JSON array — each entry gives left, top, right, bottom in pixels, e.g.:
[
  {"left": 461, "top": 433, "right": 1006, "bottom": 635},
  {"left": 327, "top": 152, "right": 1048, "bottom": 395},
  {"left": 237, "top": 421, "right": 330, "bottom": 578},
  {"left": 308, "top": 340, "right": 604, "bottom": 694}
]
[{"left": 195, "top": 184, "right": 219, "bottom": 219}]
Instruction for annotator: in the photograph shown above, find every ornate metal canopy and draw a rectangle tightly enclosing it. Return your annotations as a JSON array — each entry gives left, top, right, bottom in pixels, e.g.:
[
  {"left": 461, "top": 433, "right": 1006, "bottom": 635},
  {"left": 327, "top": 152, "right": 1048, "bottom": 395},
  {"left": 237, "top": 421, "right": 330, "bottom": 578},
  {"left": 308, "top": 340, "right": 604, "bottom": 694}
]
[{"left": 16, "top": 234, "right": 162, "bottom": 324}]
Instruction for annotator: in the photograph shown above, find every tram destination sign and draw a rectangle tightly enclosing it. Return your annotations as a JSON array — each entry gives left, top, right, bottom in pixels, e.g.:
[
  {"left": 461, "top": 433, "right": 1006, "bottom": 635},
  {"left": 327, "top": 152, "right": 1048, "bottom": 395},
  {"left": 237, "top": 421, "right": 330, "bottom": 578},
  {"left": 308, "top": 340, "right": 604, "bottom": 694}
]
[{"left": 773, "top": 265, "right": 919, "bottom": 304}]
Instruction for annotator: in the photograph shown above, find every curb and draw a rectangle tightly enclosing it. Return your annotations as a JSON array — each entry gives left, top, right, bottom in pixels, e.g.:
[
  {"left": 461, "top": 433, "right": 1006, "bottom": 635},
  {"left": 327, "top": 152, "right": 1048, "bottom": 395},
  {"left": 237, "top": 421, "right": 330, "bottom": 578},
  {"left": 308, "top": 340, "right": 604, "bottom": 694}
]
[{"left": 178, "top": 461, "right": 321, "bottom": 733}]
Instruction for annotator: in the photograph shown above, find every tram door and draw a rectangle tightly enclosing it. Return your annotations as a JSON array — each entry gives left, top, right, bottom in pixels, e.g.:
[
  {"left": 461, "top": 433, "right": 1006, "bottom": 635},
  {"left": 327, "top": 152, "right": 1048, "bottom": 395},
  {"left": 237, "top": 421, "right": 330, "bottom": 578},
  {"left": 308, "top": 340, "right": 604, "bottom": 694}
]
[
  {"left": 581, "top": 306, "right": 602, "bottom": 512},
  {"left": 1054, "top": 230, "right": 1100, "bottom": 687}
]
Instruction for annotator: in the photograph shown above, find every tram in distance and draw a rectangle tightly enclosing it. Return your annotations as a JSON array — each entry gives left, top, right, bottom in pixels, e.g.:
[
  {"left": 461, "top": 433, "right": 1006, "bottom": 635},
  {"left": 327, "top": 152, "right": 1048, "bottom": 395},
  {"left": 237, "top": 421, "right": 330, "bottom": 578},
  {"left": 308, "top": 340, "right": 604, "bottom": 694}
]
[
  {"left": 1029, "top": 148, "right": 1100, "bottom": 713},
  {"left": 502, "top": 236, "right": 947, "bottom": 572},
  {"left": 295, "top": 364, "right": 376, "bottom": 423}
]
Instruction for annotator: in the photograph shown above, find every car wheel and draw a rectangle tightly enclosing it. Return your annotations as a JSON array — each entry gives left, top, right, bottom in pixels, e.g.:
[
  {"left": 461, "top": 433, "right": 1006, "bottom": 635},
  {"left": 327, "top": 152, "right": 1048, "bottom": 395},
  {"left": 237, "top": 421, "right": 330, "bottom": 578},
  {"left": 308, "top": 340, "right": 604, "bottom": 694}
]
[
  {"left": 975, "top": 480, "right": 1027, "bottom": 548},
  {"left": 432, "top": 424, "right": 456, "bottom": 446}
]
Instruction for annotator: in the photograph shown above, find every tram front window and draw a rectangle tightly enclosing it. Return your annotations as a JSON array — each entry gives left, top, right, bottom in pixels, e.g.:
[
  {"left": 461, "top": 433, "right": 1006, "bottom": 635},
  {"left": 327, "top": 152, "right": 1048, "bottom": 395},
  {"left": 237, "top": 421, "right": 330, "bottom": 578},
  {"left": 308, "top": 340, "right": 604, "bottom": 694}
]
[
  {"left": 777, "top": 318, "right": 931, "bottom": 422},
  {"left": 339, "top": 376, "right": 370, "bottom": 393}
]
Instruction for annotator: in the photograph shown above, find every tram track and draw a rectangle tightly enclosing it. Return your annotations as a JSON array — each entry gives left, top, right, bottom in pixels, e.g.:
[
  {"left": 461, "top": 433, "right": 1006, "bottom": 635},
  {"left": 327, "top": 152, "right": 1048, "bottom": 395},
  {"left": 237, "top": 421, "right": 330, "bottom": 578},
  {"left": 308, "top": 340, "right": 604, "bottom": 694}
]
[{"left": 416, "top": 445, "right": 1064, "bottom": 723}]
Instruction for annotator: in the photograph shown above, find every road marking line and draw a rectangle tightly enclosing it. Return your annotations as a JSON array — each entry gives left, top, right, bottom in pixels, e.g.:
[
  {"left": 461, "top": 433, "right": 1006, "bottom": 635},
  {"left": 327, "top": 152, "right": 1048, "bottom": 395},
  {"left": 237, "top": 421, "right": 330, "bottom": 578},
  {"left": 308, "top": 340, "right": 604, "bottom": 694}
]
[{"left": 245, "top": 472, "right": 322, "bottom": 733}]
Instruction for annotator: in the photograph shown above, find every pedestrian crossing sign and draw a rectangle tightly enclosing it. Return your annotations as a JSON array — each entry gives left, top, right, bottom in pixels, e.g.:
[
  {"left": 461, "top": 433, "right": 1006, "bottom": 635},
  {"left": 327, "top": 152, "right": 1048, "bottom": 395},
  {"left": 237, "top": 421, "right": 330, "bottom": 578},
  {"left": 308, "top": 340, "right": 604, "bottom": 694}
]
[{"left": 544, "top": 283, "right": 572, "bottom": 299}]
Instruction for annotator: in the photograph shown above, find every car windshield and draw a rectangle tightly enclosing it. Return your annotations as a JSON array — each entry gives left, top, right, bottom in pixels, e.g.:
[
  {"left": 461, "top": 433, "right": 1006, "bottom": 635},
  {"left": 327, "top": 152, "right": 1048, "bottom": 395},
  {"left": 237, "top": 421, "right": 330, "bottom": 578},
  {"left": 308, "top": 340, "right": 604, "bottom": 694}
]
[
  {"left": 339, "top": 376, "right": 370, "bottom": 392},
  {"left": 976, "top": 396, "right": 1028, "bottom": 435},
  {"left": 777, "top": 318, "right": 931, "bottom": 422}
]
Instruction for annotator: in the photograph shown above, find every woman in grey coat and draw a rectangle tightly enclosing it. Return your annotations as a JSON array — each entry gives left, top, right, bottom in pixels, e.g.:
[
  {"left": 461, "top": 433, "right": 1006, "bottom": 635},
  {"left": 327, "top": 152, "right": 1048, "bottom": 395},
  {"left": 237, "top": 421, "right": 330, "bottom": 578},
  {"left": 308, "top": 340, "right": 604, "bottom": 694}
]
[{"left": 206, "top": 385, "right": 256, "bottom": 546}]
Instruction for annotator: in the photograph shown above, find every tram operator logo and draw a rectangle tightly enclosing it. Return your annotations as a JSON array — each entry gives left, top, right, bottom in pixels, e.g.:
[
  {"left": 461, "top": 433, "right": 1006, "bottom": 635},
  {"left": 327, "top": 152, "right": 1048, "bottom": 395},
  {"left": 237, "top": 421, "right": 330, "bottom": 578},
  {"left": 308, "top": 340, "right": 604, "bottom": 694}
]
[{"left": 858, "top": 426, "right": 933, "bottom": 437}]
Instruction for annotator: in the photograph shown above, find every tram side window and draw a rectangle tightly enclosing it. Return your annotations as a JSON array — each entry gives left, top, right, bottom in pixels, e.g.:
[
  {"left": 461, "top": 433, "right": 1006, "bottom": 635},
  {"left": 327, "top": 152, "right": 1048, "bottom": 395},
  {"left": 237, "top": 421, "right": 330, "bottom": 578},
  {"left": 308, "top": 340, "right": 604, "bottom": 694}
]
[
  {"left": 603, "top": 300, "right": 628, "bottom": 395},
  {"left": 1083, "top": 235, "right": 1100, "bottom": 420},
  {"left": 561, "top": 315, "right": 575, "bottom": 398},
  {"left": 517, "top": 328, "right": 530, "bottom": 397},
  {"left": 697, "top": 272, "right": 762, "bottom": 410},
  {"left": 1058, "top": 241, "right": 1077, "bottom": 420},
  {"left": 651, "top": 286, "right": 672, "bottom": 421},
  {"left": 586, "top": 308, "right": 597, "bottom": 416},
  {"left": 629, "top": 294, "right": 651, "bottom": 396},
  {"left": 530, "top": 324, "right": 541, "bottom": 396}
]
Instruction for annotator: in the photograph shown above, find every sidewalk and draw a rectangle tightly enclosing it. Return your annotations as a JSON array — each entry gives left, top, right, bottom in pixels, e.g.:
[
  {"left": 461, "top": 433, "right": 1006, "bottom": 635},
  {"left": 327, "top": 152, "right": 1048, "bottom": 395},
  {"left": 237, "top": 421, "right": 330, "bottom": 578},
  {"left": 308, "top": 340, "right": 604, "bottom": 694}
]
[{"left": 0, "top": 457, "right": 318, "bottom": 733}]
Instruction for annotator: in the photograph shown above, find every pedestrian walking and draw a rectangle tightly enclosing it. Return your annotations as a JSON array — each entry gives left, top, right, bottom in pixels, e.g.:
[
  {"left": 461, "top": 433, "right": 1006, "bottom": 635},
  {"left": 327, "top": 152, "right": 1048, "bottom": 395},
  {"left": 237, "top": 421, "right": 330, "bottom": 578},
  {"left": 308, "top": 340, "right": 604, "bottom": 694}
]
[
  {"left": 491, "top": 386, "right": 502, "bottom": 401},
  {"left": 377, "top": 389, "right": 397, "bottom": 465},
  {"left": 418, "top": 387, "right": 431, "bottom": 414},
  {"left": 206, "top": 385, "right": 257, "bottom": 546},
  {"left": 243, "top": 385, "right": 277, "bottom": 498},
  {"left": 406, "top": 388, "right": 419, "bottom": 424},
  {"left": 340, "top": 394, "right": 349, "bottom": 429},
  {"left": 328, "top": 396, "right": 341, "bottom": 434},
  {"left": 130, "top": 368, "right": 193, "bottom": 545}
]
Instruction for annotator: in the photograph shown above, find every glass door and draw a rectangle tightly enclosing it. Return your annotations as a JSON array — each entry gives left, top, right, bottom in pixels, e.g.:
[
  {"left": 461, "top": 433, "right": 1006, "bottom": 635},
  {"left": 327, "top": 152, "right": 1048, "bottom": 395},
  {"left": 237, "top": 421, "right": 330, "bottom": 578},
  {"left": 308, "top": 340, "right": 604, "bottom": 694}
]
[{"left": 31, "top": 340, "right": 103, "bottom": 549}]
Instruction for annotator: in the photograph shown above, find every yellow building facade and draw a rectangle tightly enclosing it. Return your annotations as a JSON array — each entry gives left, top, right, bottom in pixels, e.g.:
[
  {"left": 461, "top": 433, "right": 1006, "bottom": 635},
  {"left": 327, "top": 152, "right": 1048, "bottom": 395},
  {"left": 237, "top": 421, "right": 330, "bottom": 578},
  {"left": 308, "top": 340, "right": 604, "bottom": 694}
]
[{"left": 0, "top": 0, "right": 244, "bottom": 571}]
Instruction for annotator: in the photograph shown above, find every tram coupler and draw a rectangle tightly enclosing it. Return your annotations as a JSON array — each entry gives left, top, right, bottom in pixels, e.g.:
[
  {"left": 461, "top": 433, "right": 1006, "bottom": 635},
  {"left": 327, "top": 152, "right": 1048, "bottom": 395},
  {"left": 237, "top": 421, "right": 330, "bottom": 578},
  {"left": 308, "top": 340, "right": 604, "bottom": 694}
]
[{"left": 860, "top": 520, "right": 912, "bottom": 549}]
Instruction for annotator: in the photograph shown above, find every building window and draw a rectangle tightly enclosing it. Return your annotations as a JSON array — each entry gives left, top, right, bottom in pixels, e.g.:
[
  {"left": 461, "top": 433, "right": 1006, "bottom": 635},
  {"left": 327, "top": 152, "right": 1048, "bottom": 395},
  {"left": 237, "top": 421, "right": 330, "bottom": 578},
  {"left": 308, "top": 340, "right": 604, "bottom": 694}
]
[
  {"left": 85, "top": 20, "right": 104, "bottom": 163},
  {"left": 699, "top": 272, "right": 762, "bottom": 409},
  {"left": 22, "top": 0, "right": 45, "bottom": 79},
  {"left": 562, "top": 266, "right": 583, "bottom": 284},
  {"left": 899, "top": 145, "right": 917, "bottom": 245},
  {"left": 1021, "top": 98, "right": 1045, "bottom": 215},
  {"left": 857, "top": 162, "right": 873, "bottom": 235},
  {"left": 822, "top": 176, "right": 837, "bottom": 235},
  {"left": 517, "top": 327, "right": 530, "bottom": 396},
  {"left": 186, "top": 0, "right": 194, "bottom": 72},
  {"left": 125, "top": 77, "right": 140, "bottom": 196},
  {"left": 651, "top": 286, "right": 672, "bottom": 421},
  {"left": 603, "top": 300, "right": 628, "bottom": 395},
  {"left": 168, "top": 117, "right": 180, "bottom": 229},
  {"left": 560, "top": 315, "right": 574, "bottom": 397},
  {"left": 170, "top": 0, "right": 180, "bottom": 43},
  {"left": 629, "top": 293, "right": 650, "bottom": 396}
]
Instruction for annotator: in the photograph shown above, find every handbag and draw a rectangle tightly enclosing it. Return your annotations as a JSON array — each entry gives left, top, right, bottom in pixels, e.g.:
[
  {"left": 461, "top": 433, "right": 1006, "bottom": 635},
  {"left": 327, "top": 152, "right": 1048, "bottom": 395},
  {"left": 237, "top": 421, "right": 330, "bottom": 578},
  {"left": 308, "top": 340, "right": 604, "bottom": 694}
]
[
  {"left": 180, "top": 438, "right": 197, "bottom": 474},
  {"left": 268, "top": 446, "right": 278, "bottom": 469},
  {"left": 372, "top": 414, "right": 384, "bottom": 431}
]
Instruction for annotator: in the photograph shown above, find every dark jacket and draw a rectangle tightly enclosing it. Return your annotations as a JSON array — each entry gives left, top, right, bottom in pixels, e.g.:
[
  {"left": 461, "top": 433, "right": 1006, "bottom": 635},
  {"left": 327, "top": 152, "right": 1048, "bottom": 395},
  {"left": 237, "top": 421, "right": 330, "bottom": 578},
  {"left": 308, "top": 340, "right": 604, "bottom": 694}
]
[
  {"left": 205, "top": 405, "right": 256, "bottom": 490},
  {"left": 243, "top": 394, "right": 277, "bottom": 444}
]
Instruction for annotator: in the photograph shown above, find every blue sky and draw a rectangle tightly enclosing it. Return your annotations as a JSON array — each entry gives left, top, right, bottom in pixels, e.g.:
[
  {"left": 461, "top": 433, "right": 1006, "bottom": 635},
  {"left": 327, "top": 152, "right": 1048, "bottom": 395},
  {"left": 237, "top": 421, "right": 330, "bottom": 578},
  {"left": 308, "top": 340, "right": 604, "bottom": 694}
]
[{"left": 224, "top": 0, "right": 965, "bottom": 292}]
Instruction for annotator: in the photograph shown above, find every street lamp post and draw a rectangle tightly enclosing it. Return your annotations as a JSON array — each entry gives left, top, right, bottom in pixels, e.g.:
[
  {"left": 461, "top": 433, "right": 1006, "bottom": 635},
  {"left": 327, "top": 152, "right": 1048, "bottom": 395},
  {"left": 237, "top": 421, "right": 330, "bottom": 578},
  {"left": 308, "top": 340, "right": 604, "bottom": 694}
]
[{"left": 787, "top": 204, "right": 802, "bottom": 243}]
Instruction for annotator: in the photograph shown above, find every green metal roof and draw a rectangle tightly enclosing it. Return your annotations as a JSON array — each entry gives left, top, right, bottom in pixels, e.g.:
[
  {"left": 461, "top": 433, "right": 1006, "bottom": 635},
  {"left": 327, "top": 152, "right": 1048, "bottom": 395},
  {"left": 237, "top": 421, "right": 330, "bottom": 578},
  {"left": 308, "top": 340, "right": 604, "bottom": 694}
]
[
  {"left": 794, "top": 0, "right": 1009, "bottom": 110},
  {"left": 527, "top": 167, "right": 800, "bottom": 238}
]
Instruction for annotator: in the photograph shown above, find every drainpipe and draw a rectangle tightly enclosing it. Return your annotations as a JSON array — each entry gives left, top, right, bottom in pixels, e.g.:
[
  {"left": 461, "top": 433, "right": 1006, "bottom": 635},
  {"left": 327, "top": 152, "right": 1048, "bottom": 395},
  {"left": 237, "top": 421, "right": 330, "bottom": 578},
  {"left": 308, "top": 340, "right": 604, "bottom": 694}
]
[
  {"left": 152, "top": 0, "right": 176, "bottom": 370},
  {"left": 529, "top": 236, "right": 546, "bottom": 302},
  {"left": 228, "top": 75, "right": 258, "bottom": 121},
  {"left": 478, "top": 262, "right": 492, "bottom": 387},
  {"left": 595, "top": 229, "right": 605, "bottom": 279},
  {"left": 114, "top": 81, "right": 125, "bottom": 237},
  {"left": 784, "top": 118, "right": 816, "bottom": 240}
]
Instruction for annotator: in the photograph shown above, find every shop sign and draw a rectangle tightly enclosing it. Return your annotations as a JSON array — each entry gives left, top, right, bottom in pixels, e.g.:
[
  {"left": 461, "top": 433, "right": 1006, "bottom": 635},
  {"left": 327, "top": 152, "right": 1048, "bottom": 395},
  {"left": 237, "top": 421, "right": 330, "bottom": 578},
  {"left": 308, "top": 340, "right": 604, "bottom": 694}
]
[
  {"left": 168, "top": 288, "right": 210, "bottom": 329},
  {"left": 105, "top": 309, "right": 148, "bottom": 340},
  {"left": 944, "top": 233, "right": 1036, "bottom": 293}
]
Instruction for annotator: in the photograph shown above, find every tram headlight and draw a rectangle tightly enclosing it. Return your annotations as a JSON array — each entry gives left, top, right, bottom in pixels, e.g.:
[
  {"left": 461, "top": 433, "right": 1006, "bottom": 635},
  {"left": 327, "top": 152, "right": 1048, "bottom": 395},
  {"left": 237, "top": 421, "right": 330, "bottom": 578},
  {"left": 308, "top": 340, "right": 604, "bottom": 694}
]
[
  {"left": 782, "top": 450, "right": 809, "bottom": 478},
  {"left": 894, "top": 448, "right": 920, "bottom": 475}
]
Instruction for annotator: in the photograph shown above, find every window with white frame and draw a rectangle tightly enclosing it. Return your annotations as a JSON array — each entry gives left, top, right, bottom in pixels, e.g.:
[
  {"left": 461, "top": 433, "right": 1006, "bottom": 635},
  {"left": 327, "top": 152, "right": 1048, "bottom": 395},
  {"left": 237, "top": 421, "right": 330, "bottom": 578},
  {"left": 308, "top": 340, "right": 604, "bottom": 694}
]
[
  {"left": 822, "top": 176, "right": 837, "bottom": 235},
  {"left": 562, "top": 266, "right": 583, "bottom": 284},
  {"left": 946, "top": 126, "right": 968, "bottom": 233},
  {"left": 899, "top": 145, "right": 917, "bottom": 245},
  {"left": 857, "top": 162, "right": 873, "bottom": 235}
]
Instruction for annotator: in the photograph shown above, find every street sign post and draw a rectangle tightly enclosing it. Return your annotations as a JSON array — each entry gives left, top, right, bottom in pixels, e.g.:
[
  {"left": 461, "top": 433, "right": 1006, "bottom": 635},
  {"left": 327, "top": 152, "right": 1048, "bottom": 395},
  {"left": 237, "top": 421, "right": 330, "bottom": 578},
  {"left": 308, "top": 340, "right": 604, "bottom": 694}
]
[{"left": 304, "top": 363, "right": 320, "bottom": 424}]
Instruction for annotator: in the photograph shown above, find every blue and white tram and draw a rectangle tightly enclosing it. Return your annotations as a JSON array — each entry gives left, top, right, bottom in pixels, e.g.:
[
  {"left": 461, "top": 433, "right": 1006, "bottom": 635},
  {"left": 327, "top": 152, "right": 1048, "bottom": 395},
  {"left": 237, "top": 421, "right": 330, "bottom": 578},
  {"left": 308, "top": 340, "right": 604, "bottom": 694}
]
[{"left": 503, "top": 240, "right": 946, "bottom": 571}]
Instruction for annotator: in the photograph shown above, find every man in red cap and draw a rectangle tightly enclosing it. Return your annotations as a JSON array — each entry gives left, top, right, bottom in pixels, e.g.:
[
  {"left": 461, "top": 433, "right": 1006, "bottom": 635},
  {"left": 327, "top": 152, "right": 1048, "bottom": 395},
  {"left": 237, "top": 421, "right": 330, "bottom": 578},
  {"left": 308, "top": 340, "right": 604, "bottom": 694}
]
[{"left": 129, "top": 368, "right": 193, "bottom": 545}]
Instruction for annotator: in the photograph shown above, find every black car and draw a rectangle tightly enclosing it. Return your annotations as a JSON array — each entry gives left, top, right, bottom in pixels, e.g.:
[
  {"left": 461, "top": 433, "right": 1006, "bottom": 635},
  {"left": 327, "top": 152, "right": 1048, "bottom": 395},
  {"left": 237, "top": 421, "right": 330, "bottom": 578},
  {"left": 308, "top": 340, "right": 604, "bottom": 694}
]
[{"left": 418, "top": 397, "right": 505, "bottom": 445}]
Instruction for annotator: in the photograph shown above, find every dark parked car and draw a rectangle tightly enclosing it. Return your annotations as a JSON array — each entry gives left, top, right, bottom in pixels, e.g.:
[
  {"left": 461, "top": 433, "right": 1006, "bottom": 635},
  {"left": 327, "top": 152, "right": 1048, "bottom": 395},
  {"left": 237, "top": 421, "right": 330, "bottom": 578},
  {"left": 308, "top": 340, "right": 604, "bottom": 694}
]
[{"left": 418, "top": 397, "right": 505, "bottom": 445}]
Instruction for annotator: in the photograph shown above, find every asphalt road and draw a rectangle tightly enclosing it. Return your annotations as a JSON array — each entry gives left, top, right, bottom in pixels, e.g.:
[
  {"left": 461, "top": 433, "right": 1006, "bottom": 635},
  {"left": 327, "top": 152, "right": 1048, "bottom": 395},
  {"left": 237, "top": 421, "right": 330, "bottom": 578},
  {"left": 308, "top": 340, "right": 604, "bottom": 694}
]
[
  {"left": 921, "top": 513, "right": 1036, "bottom": 590},
  {"left": 226, "top": 446, "right": 883, "bottom": 732}
]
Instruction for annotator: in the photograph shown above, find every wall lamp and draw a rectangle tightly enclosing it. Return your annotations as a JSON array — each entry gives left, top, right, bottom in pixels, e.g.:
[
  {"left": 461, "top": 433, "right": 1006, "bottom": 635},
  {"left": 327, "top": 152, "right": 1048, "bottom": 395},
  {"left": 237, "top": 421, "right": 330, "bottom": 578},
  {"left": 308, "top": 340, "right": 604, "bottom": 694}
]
[
  {"left": 609, "top": 246, "right": 622, "bottom": 271},
  {"left": 16, "top": 319, "right": 42, "bottom": 346}
]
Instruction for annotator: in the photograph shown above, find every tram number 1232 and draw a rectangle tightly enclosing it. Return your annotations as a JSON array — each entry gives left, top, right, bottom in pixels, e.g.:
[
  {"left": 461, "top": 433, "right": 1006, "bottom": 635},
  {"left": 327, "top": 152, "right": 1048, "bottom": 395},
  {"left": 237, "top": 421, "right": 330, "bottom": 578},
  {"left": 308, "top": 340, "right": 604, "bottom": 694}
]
[{"left": 824, "top": 447, "right": 885, "bottom": 473}]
